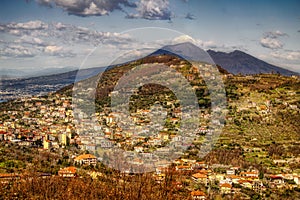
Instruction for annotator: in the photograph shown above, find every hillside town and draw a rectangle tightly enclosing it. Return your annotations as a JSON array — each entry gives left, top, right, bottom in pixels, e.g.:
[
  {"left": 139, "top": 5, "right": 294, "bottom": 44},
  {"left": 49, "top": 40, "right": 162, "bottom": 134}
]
[{"left": 0, "top": 73, "right": 299, "bottom": 199}]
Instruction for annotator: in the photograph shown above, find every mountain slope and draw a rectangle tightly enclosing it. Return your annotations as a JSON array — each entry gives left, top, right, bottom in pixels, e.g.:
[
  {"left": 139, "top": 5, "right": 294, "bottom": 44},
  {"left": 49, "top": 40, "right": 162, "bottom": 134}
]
[{"left": 207, "top": 50, "right": 297, "bottom": 76}]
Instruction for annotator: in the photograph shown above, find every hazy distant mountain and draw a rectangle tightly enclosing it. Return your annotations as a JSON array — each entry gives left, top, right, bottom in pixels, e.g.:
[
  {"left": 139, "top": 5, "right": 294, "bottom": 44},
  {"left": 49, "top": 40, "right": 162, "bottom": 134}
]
[
  {"left": 0, "top": 66, "right": 79, "bottom": 79},
  {"left": 1, "top": 67, "right": 105, "bottom": 86},
  {"left": 0, "top": 68, "right": 28, "bottom": 78},
  {"left": 29, "top": 66, "right": 79, "bottom": 78},
  {"left": 151, "top": 42, "right": 214, "bottom": 64},
  {"left": 207, "top": 50, "right": 298, "bottom": 76}
]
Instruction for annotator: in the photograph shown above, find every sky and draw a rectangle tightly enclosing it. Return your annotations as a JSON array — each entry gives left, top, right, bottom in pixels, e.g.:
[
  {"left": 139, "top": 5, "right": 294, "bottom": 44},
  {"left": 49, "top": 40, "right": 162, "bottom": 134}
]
[{"left": 0, "top": 0, "right": 300, "bottom": 77}]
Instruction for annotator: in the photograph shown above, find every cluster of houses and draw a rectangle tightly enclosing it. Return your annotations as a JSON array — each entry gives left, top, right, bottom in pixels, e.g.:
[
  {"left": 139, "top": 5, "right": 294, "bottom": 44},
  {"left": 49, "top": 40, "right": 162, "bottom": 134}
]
[
  {"left": 0, "top": 93, "right": 199, "bottom": 154},
  {"left": 2, "top": 150, "right": 299, "bottom": 199},
  {"left": 155, "top": 158, "right": 300, "bottom": 198},
  {"left": 0, "top": 95, "right": 77, "bottom": 149}
]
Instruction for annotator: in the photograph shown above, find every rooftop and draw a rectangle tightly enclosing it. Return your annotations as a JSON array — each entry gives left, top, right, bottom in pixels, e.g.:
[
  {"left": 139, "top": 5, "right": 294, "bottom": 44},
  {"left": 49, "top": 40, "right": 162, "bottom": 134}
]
[{"left": 74, "top": 154, "right": 97, "bottom": 160}]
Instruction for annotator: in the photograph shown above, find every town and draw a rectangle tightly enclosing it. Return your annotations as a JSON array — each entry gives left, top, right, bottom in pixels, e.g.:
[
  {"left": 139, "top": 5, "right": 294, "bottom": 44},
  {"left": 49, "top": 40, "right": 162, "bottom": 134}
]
[{"left": 0, "top": 70, "right": 299, "bottom": 199}]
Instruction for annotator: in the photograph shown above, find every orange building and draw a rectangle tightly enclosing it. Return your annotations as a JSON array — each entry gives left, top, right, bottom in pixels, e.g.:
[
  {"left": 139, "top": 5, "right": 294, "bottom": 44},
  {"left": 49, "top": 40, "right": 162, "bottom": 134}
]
[{"left": 58, "top": 166, "right": 77, "bottom": 178}]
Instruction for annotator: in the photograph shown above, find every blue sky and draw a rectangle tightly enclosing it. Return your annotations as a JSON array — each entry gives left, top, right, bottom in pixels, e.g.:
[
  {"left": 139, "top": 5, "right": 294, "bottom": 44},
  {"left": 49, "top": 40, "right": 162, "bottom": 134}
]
[{"left": 0, "top": 0, "right": 300, "bottom": 76}]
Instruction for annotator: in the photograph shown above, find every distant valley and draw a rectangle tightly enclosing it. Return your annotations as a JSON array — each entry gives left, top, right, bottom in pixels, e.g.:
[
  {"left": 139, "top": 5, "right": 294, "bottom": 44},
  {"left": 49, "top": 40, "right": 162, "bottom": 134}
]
[{"left": 0, "top": 67, "right": 105, "bottom": 102}]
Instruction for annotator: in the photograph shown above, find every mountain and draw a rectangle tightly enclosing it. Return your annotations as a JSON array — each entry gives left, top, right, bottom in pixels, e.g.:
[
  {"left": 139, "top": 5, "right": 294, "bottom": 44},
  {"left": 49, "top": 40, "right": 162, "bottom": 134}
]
[
  {"left": 207, "top": 50, "right": 298, "bottom": 76},
  {"left": 151, "top": 42, "right": 297, "bottom": 76},
  {"left": 151, "top": 42, "right": 214, "bottom": 64}
]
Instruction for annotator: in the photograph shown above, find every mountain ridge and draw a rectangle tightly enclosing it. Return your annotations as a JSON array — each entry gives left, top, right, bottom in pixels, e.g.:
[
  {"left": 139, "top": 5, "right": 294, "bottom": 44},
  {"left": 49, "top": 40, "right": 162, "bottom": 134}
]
[{"left": 150, "top": 42, "right": 298, "bottom": 76}]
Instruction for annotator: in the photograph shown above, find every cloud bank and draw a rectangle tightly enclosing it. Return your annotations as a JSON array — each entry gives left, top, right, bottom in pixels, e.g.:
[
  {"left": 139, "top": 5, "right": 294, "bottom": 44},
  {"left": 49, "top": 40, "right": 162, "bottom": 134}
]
[
  {"left": 36, "top": 0, "right": 136, "bottom": 16},
  {"left": 33, "top": 0, "right": 172, "bottom": 20},
  {"left": 0, "top": 20, "right": 132, "bottom": 58},
  {"left": 127, "top": 0, "right": 171, "bottom": 20}
]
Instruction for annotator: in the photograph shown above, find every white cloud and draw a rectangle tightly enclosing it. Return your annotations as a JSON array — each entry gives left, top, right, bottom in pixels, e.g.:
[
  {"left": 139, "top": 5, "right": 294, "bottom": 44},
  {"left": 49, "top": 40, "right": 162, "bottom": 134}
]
[
  {"left": 258, "top": 51, "right": 300, "bottom": 73},
  {"left": 36, "top": 0, "right": 136, "bottom": 17},
  {"left": 260, "top": 30, "right": 287, "bottom": 50},
  {"left": 172, "top": 35, "right": 217, "bottom": 49},
  {"left": 0, "top": 20, "right": 145, "bottom": 76},
  {"left": 82, "top": 2, "right": 108, "bottom": 16},
  {"left": 15, "top": 35, "right": 46, "bottom": 46},
  {"left": 54, "top": 22, "right": 67, "bottom": 30},
  {"left": 44, "top": 45, "right": 62, "bottom": 53},
  {"left": 0, "top": 20, "right": 133, "bottom": 58},
  {"left": 201, "top": 40, "right": 218, "bottom": 49},
  {"left": 127, "top": 0, "right": 172, "bottom": 20},
  {"left": 172, "top": 35, "right": 195, "bottom": 43},
  {"left": 0, "top": 45, "right": 35, "bottom": 57},
  {"left": 0, "top": 20, "right": 49, "bottom": 37},
  {"left": 34, "top": 0, "right": 177, "bottom": 20},
  {"left": 270, "top": 51, "right": 300, "bottom": 61},
  {"left": 8, "top": 29, "right": 22, "bottom": 36},
  {"left": 285, "top": 51, "right": 300, "bottom": 61},
  {"left": 7, "top": 20, "right": 48, "bottom": 30},
  {"left": 43, "top": 45, "right": 75, "bottom": 57},
  {"left": 260, "top": 37, "right": 283, "bottom": 49},
  {"left": 263, "top": 30, "right": 288, "bottom": 38},
  {"left": 139, "top": 0, "right": 171, "bottom": 20}
]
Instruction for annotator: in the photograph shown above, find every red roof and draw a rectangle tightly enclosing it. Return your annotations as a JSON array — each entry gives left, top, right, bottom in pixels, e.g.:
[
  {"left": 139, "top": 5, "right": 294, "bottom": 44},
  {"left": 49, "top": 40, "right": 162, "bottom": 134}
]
[
  {"left": 74, "top": 154, "right": 96, "bottom": 161},
  {"left": 191, "top": 190, "right": 206, "bottom": 196},
  {"left": 238, "top": 179, "right": 253, "bottom": 184},
  {"left": 220, "top": 183, "right": 232, "bottom": 188},
  {"left": 192, "top": 173, "right": 207, "bottom": 179},
  {"left": 58, "top": 166, "right": 77, "bottom": 174},
  {"left": 270, "top": 175, "right": 283, "bottom": 179}
]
